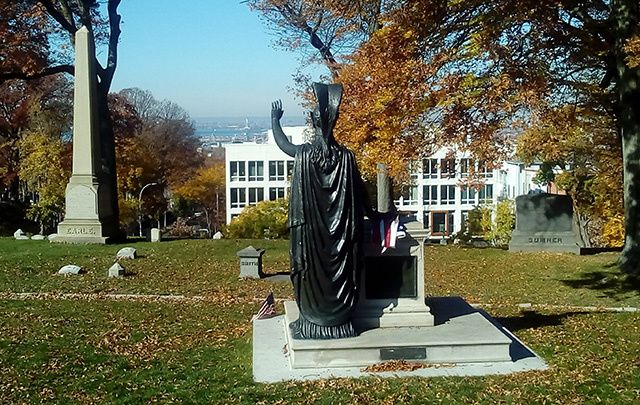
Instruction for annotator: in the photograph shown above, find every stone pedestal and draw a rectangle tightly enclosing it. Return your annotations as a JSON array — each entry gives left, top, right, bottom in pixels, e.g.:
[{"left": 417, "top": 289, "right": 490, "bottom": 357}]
[
  {"left": 237, "top": 246, "right": 265, "bottom": 278},
  {"left": 283, "top": 299, "right": 511, "bottom": 369},
  {"left": 354, "top": 220, "right": 434, "bottom": 328},
  {"left": 57, "top": 179, "right": 110, "bottom": 243}
]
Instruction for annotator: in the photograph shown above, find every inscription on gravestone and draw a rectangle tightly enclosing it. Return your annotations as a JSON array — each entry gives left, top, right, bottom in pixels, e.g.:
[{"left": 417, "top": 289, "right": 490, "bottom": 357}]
[
  {"left": 65, "top": 227, "right": 97, "bottom": 235},
  {"left": 509, "top": 193, "right": 585, "bottom": 254}
]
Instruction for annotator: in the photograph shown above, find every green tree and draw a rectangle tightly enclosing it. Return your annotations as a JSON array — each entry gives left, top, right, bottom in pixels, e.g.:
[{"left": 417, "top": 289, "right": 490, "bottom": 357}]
[
  {"left": 19, "top": 101, "right": 71, "bottom": 234},
  {"left": 487, "top": 200, "right": 516, "bottom": 248},
  {"left": 226, "top": 199, "right": 289, "bottom": 239},
  {"left": 173, "top": 163, "right": 226, "bottom": 233}
]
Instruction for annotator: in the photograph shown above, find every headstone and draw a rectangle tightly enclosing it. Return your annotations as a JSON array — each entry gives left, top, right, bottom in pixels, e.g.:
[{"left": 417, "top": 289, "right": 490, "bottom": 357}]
[
  {"left": 355, "top": 220, "right": 434, "bottom": 328},
  {"left": 47, "top": 233, "right": 59, "bottom": 242},
  {"left": 58, "top": 264, "right": 83, "bottom": 275},
  {"left": 108, "top": 262, "right": 125, "bottom": 278},
  {"left": 13, "top": 229, "right": 25, "bottom": 239},
  {"left": 54, "top": 26, "right": 117, "bottom": 244},
  {"left": 150, "top": 228, "right": 161, "bottom": 242},
  {"left": 212, "top": 231, "right": 223, "bottom": 240},
  {"left": 116, "top": 247, "right": 137, "bottom": 260},
  {"left": 15, "top": 235, "right": 29, "bottom": 240},
  {"left": 237, "top": 246, "right": 265, "bottom": 279},
  {"left": 31, "top": 235, "right": 45, "bottom": 240},
  {"left": 509, "top": 193, "right": 585, "bottom": 254}
]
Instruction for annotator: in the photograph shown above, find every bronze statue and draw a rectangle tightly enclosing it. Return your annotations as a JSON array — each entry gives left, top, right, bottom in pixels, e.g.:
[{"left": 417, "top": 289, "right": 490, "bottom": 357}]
[{"left": 271, "top": 83, "right": 368, "bottom": 339}]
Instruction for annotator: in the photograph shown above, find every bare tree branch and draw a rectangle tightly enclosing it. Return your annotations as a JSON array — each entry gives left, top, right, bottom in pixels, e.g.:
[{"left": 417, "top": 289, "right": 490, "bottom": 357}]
[{"left": 0, "top": 65, "right": 74, "bottom": 86}]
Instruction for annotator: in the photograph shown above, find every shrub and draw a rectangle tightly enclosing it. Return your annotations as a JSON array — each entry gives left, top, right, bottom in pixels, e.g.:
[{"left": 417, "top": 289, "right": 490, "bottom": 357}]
[
  {"left": 455, "top": 201, "right": 515, "bottom": 248},
  {"left": 226, "top": 198, "right": 289, "bottom": 239},
  {"left": 486, "top": 200, "right": 516, "bottom": 247}
]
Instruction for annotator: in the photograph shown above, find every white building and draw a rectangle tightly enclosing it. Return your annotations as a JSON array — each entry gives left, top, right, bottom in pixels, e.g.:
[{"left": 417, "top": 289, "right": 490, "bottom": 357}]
[
  {"left": 225, "top": 126, "right": 312, "bottom": 223},
  {"left": 225, "top": 127, "right": 544, "bottom": 235},
  {"left": 394, "top": 147, "right": 543, "bottom": 237}
]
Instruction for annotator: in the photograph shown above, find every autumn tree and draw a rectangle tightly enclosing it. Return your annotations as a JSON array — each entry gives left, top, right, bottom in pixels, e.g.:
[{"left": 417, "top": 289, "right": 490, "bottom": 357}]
[
  {"left": 114, "top": 88, "right": 204, "bottom": 233},
  {"left": 226, "top": 198, "right": 289, "bottom": 239},
  {"left": 1, "top": 0, "right": 124, "bottom": 227},
  {"left": 517, "top": 106, "right": 624, "bottom": 247},
  {"left": 173, "top": 162, "right": 226, "bottom": 233},
  {"left": 18, "top": 81, "right": 73, "bottom": 233},
  {"left": 119, "top": 88, "right": 204, "bottom": 190}
]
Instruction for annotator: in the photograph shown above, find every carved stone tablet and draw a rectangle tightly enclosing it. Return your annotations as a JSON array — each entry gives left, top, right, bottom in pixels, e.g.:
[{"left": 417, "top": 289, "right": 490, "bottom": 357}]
[{"left": 66, "top": 185, "right": 97, "bottom": 219}]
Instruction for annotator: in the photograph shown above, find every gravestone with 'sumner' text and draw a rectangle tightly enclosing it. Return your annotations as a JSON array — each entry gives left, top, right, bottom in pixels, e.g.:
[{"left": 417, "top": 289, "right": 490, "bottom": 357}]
[{"left": 509, "top": 193, "right": 585, "bottom": 254}]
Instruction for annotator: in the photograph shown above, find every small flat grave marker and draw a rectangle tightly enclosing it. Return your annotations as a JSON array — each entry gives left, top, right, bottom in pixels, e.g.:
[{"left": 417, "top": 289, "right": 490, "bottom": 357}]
[
  {"left": 116, "top": 247, "right": 137, "bottom": 260},
  {"left": 58, "top": 264, "right": 83, "bottom": 275}
]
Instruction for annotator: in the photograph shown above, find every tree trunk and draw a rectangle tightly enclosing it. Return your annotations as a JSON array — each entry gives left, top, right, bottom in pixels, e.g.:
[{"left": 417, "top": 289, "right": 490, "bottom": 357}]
[
  {"left": 614, "top": 0, "right": 640, "bottom": 277},
  {"left": 96, "top": 88, "right": 122, "bottom": 239}
]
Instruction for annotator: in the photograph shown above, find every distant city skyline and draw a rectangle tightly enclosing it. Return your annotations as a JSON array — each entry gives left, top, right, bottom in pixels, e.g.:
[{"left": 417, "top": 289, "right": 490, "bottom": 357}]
[{"left": 108, "top": 1, "right": 326, "bottom": 119}]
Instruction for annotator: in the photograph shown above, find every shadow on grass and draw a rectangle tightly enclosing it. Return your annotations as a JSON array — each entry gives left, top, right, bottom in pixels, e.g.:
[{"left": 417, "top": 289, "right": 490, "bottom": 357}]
[
  {"left": 560, "top": 267, "right": 640, "bottom": 301},
  {"left": 495, "top": 311, "right": 590, "bottom": 333}
]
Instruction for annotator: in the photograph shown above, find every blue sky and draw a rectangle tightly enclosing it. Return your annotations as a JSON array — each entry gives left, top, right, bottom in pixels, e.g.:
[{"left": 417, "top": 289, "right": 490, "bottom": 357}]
[{"left": 108, "top": 1, "right": 325, "bottom": 119}]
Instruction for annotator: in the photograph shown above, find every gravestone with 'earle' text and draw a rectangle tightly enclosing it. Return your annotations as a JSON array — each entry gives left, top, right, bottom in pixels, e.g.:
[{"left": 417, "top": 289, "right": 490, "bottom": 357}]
[{"left": 55, "top": 27, "right": 117, "bottom": 244}]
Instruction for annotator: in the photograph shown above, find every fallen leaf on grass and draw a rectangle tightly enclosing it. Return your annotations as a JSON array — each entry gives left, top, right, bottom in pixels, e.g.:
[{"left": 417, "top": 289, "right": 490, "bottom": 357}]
[{"left": 361, "top": 360, "right": 455, "bottom": 372}]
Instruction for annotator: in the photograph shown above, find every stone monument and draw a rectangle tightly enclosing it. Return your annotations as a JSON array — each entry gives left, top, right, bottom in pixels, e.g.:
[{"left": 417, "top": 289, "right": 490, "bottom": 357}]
[
  {"left": 55, "top": 27, "right": 116, "bottom": 244},
  {"left": 354, "top": 163, "right": 434, "bottom": 329},
  {"left": 237, "top": 246, "right": 265, "bottom": 279},
  {"left": 509, "top": 193, "right": 585, "bottom": 254},
  {"left": 254, "top": 83, "right": 543, "bottom": 378}
]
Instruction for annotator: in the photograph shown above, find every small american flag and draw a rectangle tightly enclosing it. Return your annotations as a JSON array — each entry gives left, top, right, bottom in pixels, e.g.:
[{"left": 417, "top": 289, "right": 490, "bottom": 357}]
[{"left": 251, "top": 292, "right": 277, "bottom": 321}]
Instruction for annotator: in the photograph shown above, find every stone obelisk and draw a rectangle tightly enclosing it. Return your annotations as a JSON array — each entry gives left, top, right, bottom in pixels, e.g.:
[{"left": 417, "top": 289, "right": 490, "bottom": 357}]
[{"left": 56, "top": 27, "right": 113, "bottom": 243}]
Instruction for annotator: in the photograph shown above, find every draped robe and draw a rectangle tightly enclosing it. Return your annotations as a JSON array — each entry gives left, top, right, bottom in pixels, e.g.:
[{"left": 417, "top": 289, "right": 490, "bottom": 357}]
[{"left": 288, "top": 140, "right": 364, "bottom": 339}]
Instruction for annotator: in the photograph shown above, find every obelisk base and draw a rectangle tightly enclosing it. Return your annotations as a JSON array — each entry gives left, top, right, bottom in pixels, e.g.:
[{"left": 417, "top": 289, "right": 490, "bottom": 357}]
[{"left": 54, "top": 179, "right": 111, "bottom": 244}]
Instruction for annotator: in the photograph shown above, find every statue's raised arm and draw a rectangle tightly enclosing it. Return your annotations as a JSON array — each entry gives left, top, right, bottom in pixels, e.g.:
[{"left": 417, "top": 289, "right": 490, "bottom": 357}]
[{"left": 271, "top": 100, "right": 299, "bottom": 158}]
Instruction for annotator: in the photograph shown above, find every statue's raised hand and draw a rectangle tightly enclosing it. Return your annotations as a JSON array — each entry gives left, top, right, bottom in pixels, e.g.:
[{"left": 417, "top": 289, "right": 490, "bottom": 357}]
[{"left": 271, "top": 100, "right": 284, "bottom": 120}]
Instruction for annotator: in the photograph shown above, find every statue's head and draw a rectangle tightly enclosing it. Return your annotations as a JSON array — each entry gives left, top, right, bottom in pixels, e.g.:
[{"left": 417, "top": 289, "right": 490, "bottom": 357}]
[{"left": 311, "top": 82, "right": 343, "bottom": 140}]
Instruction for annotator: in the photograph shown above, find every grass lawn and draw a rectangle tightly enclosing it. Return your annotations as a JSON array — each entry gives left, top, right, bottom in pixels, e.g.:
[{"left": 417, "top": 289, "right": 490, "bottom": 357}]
[{"left": 0, "top": 237, "right": 639, "bottom": 403}]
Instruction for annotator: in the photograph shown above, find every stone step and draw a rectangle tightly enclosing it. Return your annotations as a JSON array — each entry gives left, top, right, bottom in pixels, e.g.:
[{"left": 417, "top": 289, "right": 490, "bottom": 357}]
[{"left": 283, "top": 301, "right": 511, "bottom": 369}]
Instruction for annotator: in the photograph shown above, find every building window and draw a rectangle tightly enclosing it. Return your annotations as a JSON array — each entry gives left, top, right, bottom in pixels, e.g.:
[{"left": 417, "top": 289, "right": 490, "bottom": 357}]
[
  {"left": 269, "top": 160, "right": 285, "bottom": 181},
  {"left": 478, "top": 160, "right": 493, "bottom": 178},
  {"left": 409, "top": 161, "right": 419, "bottom": 179},
  {"left": 422, "top": 158, "right": 438, "bottom": 179},
  {"left": 230, "top": 161, "right": 246, "bottom": 182},
  {"left": 431, "top": 211, "right": 454, "bottom": 235},
  {"left": 460, "top": 158, "right": 471, "bottom": 177},
  {"left": 423, "top": 185, "right": 438, "bottom": 205},
  {"left": 460, "top": 186, "right": 476, "bottom": 205},
  {"left": 248, "top": 161, "right": 264, "bottom": 181},
  {"left": 440, "top": 158, "right": 456, "bottom": 178},
  {"left": 440, "top": 185, "right": 455, "bottom": 205},
  {"left": 399, "top": 185, "right": 418, "bottom": 205},
  {"left": 230, "top": 188, "right": 246, "bottom": 208},
  {"left": 479, "top": 184, "right": 493, "bottom": 204},
  {"left": 269, "top": 187, "right": 285, "bottom": 200},
  {"left": 248, "top": 187, "right": 264, "bottom": 204},
  {"left": 287, "top": 160, "right": 294, "bottom": 180},
  {"left": 461, "top": 210, "right": 469, "bottom": 228}
]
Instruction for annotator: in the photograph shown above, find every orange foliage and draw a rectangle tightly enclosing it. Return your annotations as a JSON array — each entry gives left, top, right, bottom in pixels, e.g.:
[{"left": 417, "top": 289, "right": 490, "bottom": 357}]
[{"left": 337, "top": 25, "right": 433, "bottom": 180}]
